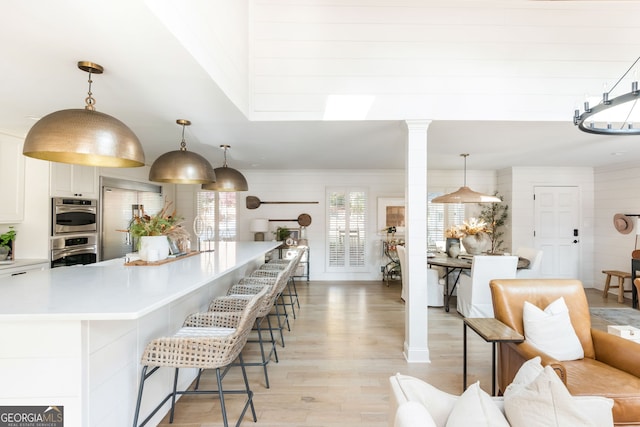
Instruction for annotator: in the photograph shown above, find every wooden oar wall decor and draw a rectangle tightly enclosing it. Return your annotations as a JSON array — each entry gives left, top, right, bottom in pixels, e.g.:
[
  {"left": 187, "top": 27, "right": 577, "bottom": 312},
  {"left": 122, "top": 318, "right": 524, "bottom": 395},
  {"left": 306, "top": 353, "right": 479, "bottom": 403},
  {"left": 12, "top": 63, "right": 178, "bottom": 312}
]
[
  {"left": 268, "top": 213, "right": 312, "bottom": 227},
  {"left": 246, "top": 196, "right": 319, "bottom": 209}
]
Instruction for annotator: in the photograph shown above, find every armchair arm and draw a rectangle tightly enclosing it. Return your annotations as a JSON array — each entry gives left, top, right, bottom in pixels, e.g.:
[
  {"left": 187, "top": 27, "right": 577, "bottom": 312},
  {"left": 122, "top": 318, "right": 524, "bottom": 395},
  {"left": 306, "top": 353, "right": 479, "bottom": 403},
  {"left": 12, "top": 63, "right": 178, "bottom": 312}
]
[{"left": 592, "top": 328, "right": 640, "bottom": 378}]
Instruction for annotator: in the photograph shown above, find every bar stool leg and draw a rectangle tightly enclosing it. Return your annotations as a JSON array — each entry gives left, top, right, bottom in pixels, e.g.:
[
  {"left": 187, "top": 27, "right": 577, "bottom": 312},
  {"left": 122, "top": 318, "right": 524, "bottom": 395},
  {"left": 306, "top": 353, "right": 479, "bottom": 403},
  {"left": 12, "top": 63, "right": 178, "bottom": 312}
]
[
  {"left": 132, "top": 366, "right": 148, "bottom": 427},
  {"left": 237, "top": 353, "right": 257, "bottom": 424},
  {"left": 169, "top": 368, "right": 179, "bottom": 423}
]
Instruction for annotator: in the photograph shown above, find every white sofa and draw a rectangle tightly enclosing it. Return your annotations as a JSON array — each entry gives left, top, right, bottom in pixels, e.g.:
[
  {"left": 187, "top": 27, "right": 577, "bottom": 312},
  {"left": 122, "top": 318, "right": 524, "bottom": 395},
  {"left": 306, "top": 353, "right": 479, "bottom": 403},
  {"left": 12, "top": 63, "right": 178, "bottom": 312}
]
[{"left": 389, "top": 358, "right": 615, "bottom": 427}]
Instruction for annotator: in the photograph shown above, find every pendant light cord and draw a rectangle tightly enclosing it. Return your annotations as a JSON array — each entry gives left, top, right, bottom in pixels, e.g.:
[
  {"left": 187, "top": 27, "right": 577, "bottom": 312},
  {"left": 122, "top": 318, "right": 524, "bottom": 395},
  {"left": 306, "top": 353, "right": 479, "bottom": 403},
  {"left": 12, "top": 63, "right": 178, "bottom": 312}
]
[
  {"left": 84, "top": 69, "right": 96, "bottom": 111},
  {"left": 180, "top": 123, "right": 187, "bottom": 151},
  {"left": 461, "top": 153, "right": 469, "bottom": 187}
]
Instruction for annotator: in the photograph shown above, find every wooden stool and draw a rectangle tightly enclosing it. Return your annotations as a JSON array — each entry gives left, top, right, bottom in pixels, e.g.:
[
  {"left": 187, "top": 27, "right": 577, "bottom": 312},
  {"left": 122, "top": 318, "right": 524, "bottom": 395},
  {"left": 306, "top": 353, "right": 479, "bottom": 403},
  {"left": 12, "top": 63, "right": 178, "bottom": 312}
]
[{"left": 602, "top": 270, "right": 632, "bottom": 303}]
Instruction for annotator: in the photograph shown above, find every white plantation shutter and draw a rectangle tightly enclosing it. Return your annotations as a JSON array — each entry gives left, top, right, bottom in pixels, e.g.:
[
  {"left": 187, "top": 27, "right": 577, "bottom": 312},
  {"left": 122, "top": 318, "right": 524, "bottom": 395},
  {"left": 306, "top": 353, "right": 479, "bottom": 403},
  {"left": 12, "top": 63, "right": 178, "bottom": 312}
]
[
  {"left": 218, "top": 192, "right": 237, "bottom": 240},
  {"left": 427, "top": 192, "right": 464, "bottom": 248},
  {"left": 327, "top": 188, "right": 367, "bottom": 270},
  {"left": 196, "top": 191, "right": 237, "bottom": 241}
]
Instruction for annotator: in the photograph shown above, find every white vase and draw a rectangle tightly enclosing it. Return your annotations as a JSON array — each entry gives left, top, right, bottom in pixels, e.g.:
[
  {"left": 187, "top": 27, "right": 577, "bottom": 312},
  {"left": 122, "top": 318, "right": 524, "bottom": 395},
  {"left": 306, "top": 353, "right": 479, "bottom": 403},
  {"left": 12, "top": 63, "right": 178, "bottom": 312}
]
[
  {"left": 462, "top": 233, "right": 491, "bottom": 255},
  {"left": 139, "top": 236, "right": 170, "bottom": 262}
]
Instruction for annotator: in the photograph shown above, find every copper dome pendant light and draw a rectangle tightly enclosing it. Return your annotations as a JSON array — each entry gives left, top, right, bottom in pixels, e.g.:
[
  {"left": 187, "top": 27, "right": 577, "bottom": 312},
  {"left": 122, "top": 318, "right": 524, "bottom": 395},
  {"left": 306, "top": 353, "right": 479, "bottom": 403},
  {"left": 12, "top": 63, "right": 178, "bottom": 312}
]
[
  {"left": 202, "top": 145, "right": 248, "bottom": 192},
  {"left": 149, "top": 119, "right": 216, "bottom": 184},
  {"left": 23, "top": 61, "right": 145, "bottom": 168},
  {"left": 431, "top": 154, "right": 501, "bottom": 204}
]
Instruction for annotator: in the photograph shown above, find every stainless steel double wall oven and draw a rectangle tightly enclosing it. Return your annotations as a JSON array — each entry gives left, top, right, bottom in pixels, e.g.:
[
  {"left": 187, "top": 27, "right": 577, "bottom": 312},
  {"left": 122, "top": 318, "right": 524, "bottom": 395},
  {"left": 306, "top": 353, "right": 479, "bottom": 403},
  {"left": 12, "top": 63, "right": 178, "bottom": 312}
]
[{"left": 50, "top": 198, "right": 98, "bottom": 268}]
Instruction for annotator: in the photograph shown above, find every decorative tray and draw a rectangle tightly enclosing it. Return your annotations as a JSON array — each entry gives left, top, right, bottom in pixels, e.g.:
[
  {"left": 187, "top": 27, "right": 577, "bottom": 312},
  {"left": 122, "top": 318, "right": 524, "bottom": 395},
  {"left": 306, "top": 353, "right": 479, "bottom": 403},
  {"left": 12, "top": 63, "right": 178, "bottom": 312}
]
[{"left": 124, "top": 251, "right": 200, "bottom": 266}]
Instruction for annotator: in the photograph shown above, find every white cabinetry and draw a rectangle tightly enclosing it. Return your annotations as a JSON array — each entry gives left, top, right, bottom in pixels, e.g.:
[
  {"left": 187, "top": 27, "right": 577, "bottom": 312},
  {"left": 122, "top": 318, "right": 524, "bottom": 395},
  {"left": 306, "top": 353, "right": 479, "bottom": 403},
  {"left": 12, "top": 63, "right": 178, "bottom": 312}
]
[
  {"left": 0, "top": 260, "right": 49, "bottom": 279},
  {"left": 0, "top": 134, "right": 25, "bottom": 223},
  {"left": 50, "top": 163, "right": 98, "bottom": 199}
]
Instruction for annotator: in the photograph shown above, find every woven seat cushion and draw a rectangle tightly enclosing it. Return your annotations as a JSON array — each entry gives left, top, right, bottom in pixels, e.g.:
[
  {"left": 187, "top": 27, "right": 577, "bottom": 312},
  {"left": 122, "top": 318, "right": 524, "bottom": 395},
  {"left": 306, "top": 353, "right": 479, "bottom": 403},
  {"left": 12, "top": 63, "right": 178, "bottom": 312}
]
[{"left": 174, "top": 327, "right": 236, "bottom": 338}]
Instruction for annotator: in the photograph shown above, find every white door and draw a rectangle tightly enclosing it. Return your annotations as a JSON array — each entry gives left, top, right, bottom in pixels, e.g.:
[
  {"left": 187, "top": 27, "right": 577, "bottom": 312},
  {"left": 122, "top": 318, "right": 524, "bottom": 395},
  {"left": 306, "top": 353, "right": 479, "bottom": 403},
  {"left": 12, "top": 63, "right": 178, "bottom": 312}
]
[{"left": 533, "top": 186, "right": 580, "bottom": 278}]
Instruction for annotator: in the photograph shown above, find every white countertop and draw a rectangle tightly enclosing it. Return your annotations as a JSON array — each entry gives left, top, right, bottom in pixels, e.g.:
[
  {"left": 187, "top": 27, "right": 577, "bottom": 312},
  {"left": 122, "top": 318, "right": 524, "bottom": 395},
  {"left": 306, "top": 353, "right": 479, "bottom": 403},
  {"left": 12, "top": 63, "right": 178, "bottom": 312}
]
[{"left": 0, "top": 242, "right": 279, "bottom": 321}]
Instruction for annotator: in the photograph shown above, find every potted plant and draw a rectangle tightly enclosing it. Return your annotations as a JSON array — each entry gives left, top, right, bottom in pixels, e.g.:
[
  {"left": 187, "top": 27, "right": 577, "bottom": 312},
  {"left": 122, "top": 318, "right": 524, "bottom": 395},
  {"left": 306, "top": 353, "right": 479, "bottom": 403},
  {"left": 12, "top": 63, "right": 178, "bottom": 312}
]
[
  {"left": 276, "top": 227, "right": 291, "bottom": 241},
  {"left": 128, "top": 201, "right": 188, "bottom": 261},
  {"left": 0, "top": 226, "right": 16, "bottom": 261},
  {"left": 477, "top": 192, "right": 509, "bottom": 254}
]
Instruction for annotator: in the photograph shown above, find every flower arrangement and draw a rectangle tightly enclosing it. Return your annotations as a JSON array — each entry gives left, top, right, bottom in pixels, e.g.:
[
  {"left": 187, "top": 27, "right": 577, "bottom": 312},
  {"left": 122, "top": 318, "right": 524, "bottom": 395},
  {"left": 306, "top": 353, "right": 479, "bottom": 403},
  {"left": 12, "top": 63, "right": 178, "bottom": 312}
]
[
  {"left": 458, "top": 217, "right": 491, "bottom": 236},
  {"left": 128, "top": 200, "right": 190, "bottom": 246},
  {"left": 445, "top": 225, "right": 465, "bottom": 239}
]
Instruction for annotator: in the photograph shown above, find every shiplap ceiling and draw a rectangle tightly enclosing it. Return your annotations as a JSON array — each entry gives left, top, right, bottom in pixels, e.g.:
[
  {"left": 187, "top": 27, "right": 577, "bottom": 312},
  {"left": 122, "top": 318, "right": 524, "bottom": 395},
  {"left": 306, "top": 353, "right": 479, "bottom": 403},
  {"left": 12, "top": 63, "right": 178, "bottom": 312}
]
[{"left": 1, "top": 0, "right": 640, "bottom": 171}]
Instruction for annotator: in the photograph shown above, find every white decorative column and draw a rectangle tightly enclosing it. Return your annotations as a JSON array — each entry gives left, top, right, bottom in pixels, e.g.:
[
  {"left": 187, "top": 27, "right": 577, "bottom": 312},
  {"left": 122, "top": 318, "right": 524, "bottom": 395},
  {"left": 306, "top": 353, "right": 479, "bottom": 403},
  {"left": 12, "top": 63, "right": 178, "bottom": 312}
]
[{"left": 403, "top": 120, "right": 430, "bottom": 363}]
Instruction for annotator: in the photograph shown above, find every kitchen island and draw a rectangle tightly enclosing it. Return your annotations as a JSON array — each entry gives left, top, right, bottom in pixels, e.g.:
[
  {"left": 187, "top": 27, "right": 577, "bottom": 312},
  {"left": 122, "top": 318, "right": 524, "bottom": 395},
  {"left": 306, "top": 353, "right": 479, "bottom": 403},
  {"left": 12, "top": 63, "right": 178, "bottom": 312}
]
[{"left": 0, "top": 241, "right": 279, "bottom": 427}]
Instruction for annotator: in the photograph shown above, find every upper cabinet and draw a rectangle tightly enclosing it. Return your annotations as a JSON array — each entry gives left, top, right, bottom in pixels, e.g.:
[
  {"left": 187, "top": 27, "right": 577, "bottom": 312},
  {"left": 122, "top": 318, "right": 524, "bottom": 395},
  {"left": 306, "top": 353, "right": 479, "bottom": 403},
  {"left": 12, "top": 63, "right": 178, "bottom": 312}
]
[
  {"left": 50, "top": 163, "right": 98, "bottom": 199},
  {"left": 0, "top": 134, "right": 25, "bottom": 223}
]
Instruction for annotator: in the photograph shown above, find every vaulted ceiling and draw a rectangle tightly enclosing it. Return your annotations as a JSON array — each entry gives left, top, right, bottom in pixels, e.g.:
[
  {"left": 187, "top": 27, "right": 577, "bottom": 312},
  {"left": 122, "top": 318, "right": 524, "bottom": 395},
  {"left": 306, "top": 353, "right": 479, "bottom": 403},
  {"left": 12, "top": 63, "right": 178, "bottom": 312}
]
[{"left": 2, "top": 0, "right": 640, "bottom": 171}]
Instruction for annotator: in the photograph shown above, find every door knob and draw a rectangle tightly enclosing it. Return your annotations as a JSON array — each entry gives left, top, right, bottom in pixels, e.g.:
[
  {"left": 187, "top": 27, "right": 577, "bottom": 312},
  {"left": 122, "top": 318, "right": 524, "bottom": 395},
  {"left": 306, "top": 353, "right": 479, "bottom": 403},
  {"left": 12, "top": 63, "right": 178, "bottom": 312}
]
[{"left": 573, "top": 240, "right": 579, "bottom": 244}]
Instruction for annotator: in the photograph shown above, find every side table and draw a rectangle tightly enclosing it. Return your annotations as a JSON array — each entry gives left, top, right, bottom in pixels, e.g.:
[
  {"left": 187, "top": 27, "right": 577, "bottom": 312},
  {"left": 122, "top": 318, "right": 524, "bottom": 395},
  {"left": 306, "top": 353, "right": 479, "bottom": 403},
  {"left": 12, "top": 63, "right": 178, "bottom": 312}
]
[{"left": 463, "top": 317, "right": 524, "bottom": 395}]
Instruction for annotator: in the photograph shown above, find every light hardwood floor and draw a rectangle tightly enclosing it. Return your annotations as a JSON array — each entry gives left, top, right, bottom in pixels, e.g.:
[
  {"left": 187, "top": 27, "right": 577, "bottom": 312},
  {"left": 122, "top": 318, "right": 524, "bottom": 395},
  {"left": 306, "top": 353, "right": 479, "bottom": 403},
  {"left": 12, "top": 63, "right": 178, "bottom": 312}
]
[{"left": 156, "top": 279, "right": 628, "bottom": 427}]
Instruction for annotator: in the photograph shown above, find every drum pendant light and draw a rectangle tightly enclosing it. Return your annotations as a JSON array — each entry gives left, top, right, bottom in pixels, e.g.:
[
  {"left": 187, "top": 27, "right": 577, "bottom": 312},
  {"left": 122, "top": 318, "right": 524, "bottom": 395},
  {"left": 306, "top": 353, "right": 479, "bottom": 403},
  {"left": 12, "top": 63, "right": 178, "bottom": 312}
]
[
  {"left": 23, "top": 61, "right": 145, "bottom": 168},
  {"left": 149, "top": 119, "right": 216, "bottom": 184},
  {"left": 202, "top": 145, "right": 248, "bottom": 192},
  {"left": 431, "top": 154, "right": 501, "bottom": 204}
]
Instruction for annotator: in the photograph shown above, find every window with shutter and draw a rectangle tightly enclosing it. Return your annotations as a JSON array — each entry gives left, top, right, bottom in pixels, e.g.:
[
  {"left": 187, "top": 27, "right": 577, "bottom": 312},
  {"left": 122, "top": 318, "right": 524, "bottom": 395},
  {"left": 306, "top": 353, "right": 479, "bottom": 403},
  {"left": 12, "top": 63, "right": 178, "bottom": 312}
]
[
  {"left": 195, "top": 191, "right": 237, "bottom": 241},
  {"left": 427, "top": 192, "right": 464, "bottom": 249},
  {"left": 327, "top": 188, "right": 367, "bottom": 271}
]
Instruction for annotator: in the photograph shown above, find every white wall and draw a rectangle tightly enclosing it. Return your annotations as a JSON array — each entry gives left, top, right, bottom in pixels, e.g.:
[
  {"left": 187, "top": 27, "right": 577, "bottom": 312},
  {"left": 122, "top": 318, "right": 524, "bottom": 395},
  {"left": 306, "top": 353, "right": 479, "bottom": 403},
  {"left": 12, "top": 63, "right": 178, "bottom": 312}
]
[
  {"left": 175, "top": 168, "right": 501, "bottom": 281},
  {"left": 15, "top": 160, "right": 607, "bottom": 288},
  {"left": 177, "top": 170, "right": 405, "bottom": 281},
  {"left": 594, "top": 161, "right": 640, "bottom": 295}
]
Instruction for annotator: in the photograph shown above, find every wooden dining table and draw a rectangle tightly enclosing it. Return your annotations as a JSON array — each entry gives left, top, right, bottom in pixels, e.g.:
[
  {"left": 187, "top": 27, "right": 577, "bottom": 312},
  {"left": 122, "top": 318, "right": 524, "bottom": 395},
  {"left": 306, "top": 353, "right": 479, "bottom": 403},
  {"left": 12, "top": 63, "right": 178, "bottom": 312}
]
[{"left": 427, "top": 254, "right": 530, "bottom": 312}]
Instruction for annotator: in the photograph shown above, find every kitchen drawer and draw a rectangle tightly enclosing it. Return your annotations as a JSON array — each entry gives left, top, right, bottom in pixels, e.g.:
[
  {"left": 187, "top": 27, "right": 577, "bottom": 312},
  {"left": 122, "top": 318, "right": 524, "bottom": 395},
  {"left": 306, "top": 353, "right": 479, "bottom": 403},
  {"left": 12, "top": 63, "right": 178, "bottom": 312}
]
[{"left": 0, "top": 260, "right": 49, "bottom": 279}]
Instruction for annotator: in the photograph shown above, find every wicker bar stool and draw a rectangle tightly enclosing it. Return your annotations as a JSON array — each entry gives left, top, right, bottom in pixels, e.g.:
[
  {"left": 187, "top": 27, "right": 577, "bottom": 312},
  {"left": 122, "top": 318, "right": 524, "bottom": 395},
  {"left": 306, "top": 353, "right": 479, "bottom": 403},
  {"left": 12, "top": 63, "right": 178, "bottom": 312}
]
[
  {"left": 262, "top": 248, "right": 305, "bottom": 316},
  {"left": 258, "top": 250, "right": 303, "bottom": 319},
  {"left": 223, "top": 270, "right": 289, "bottom": 388},
  {"left": 248, "top": 267, "right": 293, "bottom": 341},
  {"left": 251, "top": 253, "right": 300, "bottom": 325},
  {"left": 132, "top": 286, "right": 269, "bottom": 427}
]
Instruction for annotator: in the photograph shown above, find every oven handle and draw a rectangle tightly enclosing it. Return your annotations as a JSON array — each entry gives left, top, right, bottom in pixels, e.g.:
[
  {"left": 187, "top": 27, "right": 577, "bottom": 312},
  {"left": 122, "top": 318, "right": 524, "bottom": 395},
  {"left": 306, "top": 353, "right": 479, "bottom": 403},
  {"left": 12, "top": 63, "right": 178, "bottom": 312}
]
[
  {"left": 55, "top": 206, "right": 97, "bottom": 215},
  {"left": 51, "top": 245, "right": 97, "bottom": 261}
]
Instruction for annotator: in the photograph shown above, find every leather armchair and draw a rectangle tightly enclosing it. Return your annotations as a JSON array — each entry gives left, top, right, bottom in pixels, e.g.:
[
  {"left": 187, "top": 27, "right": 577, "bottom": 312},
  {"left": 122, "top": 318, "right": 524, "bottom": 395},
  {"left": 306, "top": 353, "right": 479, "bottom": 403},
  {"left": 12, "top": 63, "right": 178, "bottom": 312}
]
[{"left": 490, "top": 279, "right": 640, "bottom": 426}]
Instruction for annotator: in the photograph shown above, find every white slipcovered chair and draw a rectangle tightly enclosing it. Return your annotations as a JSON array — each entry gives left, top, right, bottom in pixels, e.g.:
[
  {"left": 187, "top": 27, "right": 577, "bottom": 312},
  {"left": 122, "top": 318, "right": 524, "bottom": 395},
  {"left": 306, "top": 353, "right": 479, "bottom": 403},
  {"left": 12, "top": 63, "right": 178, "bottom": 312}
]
[
  {"left": 396, "top": 245, "right": 443, "bottom": 307},
  {"left": 456, "top": 255, "right": 517, "bottom": 317},
  {"left": 515, "top": 247, "right": 543, "bottom": 279}
]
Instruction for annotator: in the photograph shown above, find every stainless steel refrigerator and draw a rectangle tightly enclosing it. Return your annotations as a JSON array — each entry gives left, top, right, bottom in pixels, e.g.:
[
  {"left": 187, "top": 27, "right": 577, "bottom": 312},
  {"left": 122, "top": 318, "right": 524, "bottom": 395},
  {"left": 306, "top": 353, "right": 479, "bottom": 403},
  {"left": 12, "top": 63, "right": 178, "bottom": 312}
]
[{"left": 100, "top": 177, "right": 165, "bottom": 261}]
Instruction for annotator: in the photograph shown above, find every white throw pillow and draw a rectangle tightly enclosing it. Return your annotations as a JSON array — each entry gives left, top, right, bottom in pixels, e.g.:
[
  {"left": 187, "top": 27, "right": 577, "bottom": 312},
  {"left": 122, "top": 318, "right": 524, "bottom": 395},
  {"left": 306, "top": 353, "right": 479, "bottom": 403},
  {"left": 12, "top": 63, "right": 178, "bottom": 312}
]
[
  {"left": 445, "top": 382, "right": 510, "bottom": 427},
  {"left": 509, "top": 356, "right": 543, "bottom": 387},
  {"left": 394, "top": 401, "right": 437, "bottom": 427},
  {"left": 395, "top": 374, "right": 458, "bottom": 427},
  {"left": 522, "top": 297, "right": 584, "bottom": 361},
  {"left": 504, "top": 365, "right": 613, "bottom": 427}
]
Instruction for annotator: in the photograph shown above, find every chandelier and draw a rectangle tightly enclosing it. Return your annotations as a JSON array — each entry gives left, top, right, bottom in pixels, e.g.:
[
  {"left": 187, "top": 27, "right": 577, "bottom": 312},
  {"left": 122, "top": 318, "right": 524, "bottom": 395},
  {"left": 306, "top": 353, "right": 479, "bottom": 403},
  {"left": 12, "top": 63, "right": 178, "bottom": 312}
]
[{"left": 573, "top": 56, "right": 640, "bottom": 135}]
